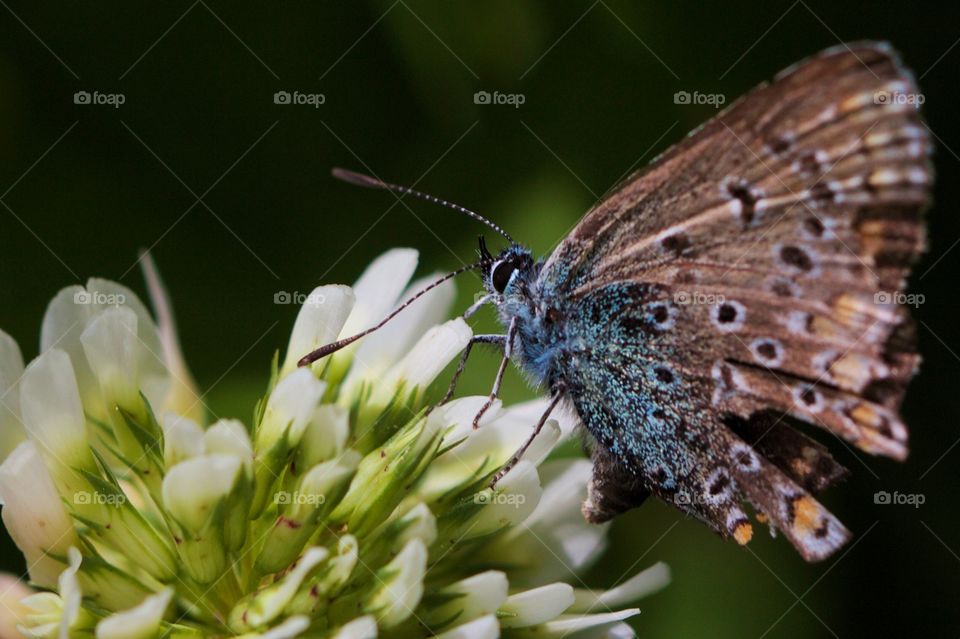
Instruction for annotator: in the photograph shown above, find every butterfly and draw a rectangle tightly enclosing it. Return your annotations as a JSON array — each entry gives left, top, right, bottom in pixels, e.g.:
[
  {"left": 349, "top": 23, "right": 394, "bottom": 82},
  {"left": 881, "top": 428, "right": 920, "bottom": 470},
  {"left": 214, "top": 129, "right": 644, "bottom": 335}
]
[{"left": 302, "top": 41, "right": 933, "bottom": 562}]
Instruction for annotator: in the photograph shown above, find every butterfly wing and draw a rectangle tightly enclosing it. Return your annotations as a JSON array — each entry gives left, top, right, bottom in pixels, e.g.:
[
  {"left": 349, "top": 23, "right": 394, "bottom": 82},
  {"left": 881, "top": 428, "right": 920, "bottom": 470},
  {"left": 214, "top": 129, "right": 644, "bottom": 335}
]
[
  {"left": 542, "top": 42, "right": 931, "bottom": 559},
  {"left": 561, "top": 282, "right": 852, "bottom": 560}
]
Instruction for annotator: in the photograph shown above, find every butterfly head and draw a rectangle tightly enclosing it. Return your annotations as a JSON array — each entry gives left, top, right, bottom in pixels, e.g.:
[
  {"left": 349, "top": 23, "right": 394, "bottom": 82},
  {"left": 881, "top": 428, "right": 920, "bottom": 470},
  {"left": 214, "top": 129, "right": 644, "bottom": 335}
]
[{"left": 478, "top": 237, "right": 535, "bottom": 301}]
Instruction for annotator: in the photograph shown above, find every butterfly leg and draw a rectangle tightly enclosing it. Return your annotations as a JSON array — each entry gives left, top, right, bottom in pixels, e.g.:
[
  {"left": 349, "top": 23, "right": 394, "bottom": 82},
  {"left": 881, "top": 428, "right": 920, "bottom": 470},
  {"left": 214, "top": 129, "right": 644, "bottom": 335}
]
[
  {"left": 472, "top": 317, "right": 518, "bottom": 429},
  {"left": 435, "top": 334, "right": 506, "bottom": 409},
  {"left": 490, "top": 389, "right": 564, "bottom": 487}
]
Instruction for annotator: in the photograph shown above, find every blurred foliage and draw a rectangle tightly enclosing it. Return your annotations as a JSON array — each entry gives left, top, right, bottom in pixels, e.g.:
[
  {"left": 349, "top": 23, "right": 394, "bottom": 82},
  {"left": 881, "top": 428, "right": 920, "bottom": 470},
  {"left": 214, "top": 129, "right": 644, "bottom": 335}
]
[{"left": 1, "top": 1, "right": 958, "bottom": 636}]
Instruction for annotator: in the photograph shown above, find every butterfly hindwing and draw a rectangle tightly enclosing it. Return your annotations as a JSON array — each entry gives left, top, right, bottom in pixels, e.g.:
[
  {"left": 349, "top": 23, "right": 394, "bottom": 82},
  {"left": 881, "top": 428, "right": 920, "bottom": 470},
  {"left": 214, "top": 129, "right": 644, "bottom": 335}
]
[{"left": 536, "top": 42, "right": 931, "bottom": 559}]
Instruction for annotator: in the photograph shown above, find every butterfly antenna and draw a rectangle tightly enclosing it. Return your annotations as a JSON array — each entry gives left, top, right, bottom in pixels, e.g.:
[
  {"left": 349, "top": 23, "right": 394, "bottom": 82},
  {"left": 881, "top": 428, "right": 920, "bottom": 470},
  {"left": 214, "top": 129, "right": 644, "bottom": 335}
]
[
  {"left": 332, "top": 167, "right": 514, "bottom": 243},
  {"left": 297, "top": 259, "right": 484, "bottom": 367}
]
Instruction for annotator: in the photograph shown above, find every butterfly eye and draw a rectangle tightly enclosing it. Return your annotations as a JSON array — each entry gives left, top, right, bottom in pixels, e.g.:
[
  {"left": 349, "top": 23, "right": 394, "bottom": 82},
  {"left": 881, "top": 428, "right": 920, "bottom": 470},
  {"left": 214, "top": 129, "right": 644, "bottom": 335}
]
[{"left": 491, "top": 260, "right": 516, "bottom": 293}]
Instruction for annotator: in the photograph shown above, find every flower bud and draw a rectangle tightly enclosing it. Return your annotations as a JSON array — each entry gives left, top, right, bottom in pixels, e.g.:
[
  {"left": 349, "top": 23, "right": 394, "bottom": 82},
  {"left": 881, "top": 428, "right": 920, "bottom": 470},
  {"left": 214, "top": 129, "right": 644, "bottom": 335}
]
[
  {"left": 280, "top": 285, "right": 355, "bottom": 379},
  {"left": 498, "top": 583, "right": 575, "bottom": 628},
  {"left": 285, "top": 535, "right": 359, "bottom": 616},
  {"left": 295, "top": 405, "right": 349, "bottom": 471},
  {"left": 255, "top": 452, "right": 360, "bottom": 574},
  {"left": 465, "top": 461, "right": 541, "bottom": 538},
  {"left": 161, "top": 413, "right": 204, "bottom": 469},
  {"left": 230, "top": 547, "right": 328, "bottom": 632},
  {"left": 162, "top": 455, "right": 243, "bottom": 583},
  {"left": 368, "top": 319, "right": 472, "bottom": 408},
  {"left": 363, "top": 539, "right": 427, "bottom": 628},
  {"left": 81, "top": 307, "right": 143, "bottom": 417},
  {"left": 19, "top": 349, "right": 97, "bottom": 492},
  {"left": 423, "top": 571, "right": 507, "bottom": 629},
  {"left": 0, "top": 442, "right": 78, "bottom": 587},
  {"left": 251, "top": 369, "right": 325, "bottom": 515},
  {"left": 330, "top": 417, "right": 442, "bottom": 538}
]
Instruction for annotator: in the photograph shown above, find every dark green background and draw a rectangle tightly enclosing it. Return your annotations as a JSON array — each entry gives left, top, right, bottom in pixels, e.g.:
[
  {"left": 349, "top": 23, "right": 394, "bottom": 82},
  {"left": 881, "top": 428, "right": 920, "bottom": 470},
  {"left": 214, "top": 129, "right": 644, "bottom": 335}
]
[{"left": 1, "top": 2, "right": 957, "bottom": 636}]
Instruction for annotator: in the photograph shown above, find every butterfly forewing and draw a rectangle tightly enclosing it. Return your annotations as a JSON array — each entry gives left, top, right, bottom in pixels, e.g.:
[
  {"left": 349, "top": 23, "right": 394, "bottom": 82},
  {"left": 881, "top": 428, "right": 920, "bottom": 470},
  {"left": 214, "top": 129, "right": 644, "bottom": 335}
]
[{"left": 541, "top": 42, "right": 932, "bottom": 560}]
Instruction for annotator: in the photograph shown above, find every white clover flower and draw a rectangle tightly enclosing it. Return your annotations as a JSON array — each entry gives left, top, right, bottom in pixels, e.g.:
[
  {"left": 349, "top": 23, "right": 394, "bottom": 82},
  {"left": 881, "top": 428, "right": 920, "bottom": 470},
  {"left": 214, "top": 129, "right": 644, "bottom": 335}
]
[{"left": 0, "top": 249, "right": 668, "bottom": 639}]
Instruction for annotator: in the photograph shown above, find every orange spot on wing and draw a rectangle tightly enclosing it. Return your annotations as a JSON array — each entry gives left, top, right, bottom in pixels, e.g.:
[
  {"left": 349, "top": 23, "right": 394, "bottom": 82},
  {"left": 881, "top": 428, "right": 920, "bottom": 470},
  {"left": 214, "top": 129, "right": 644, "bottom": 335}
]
[
  {"left": 734, "top": 522, "right": 753, "bottom": 545},
  {"left": 792, "top": 495, "right": 820, "bottom": 536}
]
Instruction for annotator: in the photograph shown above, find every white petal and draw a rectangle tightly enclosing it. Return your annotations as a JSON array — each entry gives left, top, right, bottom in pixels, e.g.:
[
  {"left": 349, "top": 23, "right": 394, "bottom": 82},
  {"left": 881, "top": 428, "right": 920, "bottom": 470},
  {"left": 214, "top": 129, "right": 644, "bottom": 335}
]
[
  {"left": 0, "top": 442, "right": 77, "bottom": 588},
  {"left": 537, "top": 609, "right": 640, "bottom": 636},
  {"left": 571, "top": 563, "right": 670, "bottom": 613},
  {"left": 162, "top": 455, "right": 241, "bottom": 531},
  {"left": 160, "top": 413, "right": 205, "bottom": 468},
  {"left": 468, "top": 461, "right": 541, "bottom": 538},
  {"left": 427, "top": 572, "right": 508, "bottom": 627},
  {"left": 39, "top": 286, "right": 99, "bottom": 408},
  {"left": 252, "top": 615, "right": 310, "bottom": 639},
  {"left": 330, "top": 616, "right": 377, "bottom": 639},
  {"left": 436, "top": 396, "right": 504, "bottom": 441},
  {"left": 243, "top": 547, "right": 328, "bottom": 627},
  {"left": 203, "top": 419, "right": 253, "bottom": 475},
  {"left": 298, "top": 405, "right": 349, "bottom": 465},
  {"left": 58, "top": 548, "right": 83, "bottom": 639},
  {"left": 94, "top": 588, "right": 172, "bottom": 639},
  {"left": 19, "top": 350, "right": 89, "bottom": 472},
  {"left": 366, "top": 538, "right": 427, "bottom": 628},
  {"left": 342, "top": 248, "right": 418, "bottom": 336},
  {"left": 492, "top": 460, "right": 608, "bottom": 586},
  {"left": 422, "top": 403, "right": 560, "bottom": 501},
  {"left": 260, "top": 368, "right": 326, "bottom": 447},
  {"left": 85, "top": 279, "right": 168, "bottom": 410},
  {"left": 372, "top": 319, "right": 471, "bottom": 404},
  {"left": 498, "top": 583, "right": 575, "bottom": 628},
  {"left": 394, "top": 502, "right": 437, "bottom": 548},
  {"left": 0, "top": 330, "right": 26, "bottom": 459},
  {"left": 502, "top": 398, "right": 579, "bottom": 443},
  {"left": 280, "top": 285, "right": 355, "bottom": 378},
  {"left": 434, "top": 615, "right": 499, "bottom": 639},
  {"left": 80, "top": 307, "right": 140, "bottom": 407},
  {"left": 347, "top": 273, "right": 456, "bottom": 385}
]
